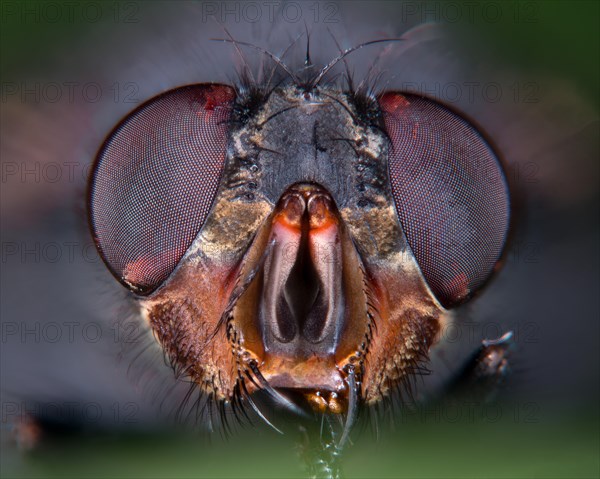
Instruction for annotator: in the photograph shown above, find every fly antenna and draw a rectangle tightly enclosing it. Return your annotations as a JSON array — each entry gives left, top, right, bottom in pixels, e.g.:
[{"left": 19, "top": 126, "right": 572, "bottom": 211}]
[
  {"left": 309, "top": 38, "right": 403, "bottom": 89},
  {"left": 327, "top": 27, "right": 354, "bottom": 93},
  {"left": 218, "top": 26, "right": 257, "bottom": 87},
  {"left": 212, "top": 38, "right": 301, "bottom": 85},
  {"left": 266, "top": 31, "right": 305, "bottom": 90},
  {"left": 304, "top": 21, "right": 312, "bottom": 67}
]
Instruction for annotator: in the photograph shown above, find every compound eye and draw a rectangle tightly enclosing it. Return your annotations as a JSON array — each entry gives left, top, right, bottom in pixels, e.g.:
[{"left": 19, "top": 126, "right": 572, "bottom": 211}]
[
  {"left": 88, "top": 84, "right": 235, "bottom": 295},
  {"left": 379, "top": 92, "right": 510, "bottom": 307}
]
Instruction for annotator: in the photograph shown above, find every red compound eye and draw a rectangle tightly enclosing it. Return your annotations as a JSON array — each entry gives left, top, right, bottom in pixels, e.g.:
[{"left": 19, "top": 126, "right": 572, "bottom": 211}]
[
  {"left": 88, "top": 84, "right": 235, "bottom": 295},
  {"left": 379, "top": 92, "right": 510, "bottom": 307}
]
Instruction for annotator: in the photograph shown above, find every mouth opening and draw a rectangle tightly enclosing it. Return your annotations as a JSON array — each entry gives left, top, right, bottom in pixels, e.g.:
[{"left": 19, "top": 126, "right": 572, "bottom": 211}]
[
  {"left": 278, "top": 209, "right": 329, "bottom": 343},
  {"left": 259, "top": 183, "right": 345, "bottom": 353},
  {"left": 230, "top": 182, "right": 371, "bottom": 406}
]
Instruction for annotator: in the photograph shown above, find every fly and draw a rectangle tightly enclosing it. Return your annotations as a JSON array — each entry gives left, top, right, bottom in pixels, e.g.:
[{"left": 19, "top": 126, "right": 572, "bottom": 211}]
[{"left": 87, "top": 34, "right": 512, "bottom": 477}]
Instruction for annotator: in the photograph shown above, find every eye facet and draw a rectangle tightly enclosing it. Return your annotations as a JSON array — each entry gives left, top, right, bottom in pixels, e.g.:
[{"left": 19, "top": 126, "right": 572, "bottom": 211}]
[
  {"left": 88, "top": 84, "right": 235, "bottom": 294},
  {"left": 379, "top": 92, "right": 510, "bottom": 307}
]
